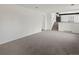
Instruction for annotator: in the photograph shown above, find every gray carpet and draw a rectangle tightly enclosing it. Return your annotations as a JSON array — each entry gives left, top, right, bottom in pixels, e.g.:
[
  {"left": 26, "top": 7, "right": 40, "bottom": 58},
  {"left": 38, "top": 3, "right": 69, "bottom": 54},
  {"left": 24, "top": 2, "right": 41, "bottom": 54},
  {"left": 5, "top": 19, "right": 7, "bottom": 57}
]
[{"left": 0, "top": 31, "right": 79, "bottom": 55}]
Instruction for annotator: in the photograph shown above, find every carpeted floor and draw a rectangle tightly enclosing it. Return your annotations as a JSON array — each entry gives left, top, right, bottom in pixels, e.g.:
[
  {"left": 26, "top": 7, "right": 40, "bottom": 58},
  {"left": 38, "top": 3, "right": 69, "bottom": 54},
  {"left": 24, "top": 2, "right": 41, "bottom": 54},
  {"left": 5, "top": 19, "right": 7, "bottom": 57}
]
[{"left": 0, "top": 31, "right": 79, "bottom": 55}]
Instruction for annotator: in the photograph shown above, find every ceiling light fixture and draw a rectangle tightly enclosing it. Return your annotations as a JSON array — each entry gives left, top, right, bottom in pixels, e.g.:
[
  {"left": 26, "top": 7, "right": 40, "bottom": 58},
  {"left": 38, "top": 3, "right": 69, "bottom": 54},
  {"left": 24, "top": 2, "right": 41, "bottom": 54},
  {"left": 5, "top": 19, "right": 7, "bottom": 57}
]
[
  {"left": 35, "top": 6, "right": 39, "bottom": 8},
  {"left": 71, "top": 4, "right": 75, "bottom": 6}
]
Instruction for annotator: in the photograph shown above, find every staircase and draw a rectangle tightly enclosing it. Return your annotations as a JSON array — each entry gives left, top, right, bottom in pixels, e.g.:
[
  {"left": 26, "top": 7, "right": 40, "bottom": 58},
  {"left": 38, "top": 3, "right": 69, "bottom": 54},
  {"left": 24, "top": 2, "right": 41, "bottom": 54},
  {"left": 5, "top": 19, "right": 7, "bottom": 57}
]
[{"left": 52, "top": 22, "right": 58, "bottom": 31}]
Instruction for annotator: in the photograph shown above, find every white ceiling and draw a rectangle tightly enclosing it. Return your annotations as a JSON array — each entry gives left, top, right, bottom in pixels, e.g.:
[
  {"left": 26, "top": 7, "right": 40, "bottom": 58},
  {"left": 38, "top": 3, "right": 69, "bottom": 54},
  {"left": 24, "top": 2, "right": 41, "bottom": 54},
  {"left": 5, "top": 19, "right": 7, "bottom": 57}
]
[{"left": 18, "top": 4, "right": 79, "bottom": 13}]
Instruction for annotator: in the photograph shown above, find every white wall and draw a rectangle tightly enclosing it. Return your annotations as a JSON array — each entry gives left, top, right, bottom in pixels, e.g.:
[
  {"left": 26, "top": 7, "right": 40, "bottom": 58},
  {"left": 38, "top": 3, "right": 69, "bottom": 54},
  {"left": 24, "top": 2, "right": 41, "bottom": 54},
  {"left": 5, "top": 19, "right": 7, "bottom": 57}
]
[
  {"left": 41, "top": 14, "right": 48, "bottom": 31},
  {"left": 0, "top": 5, "right": 45, "bottom": 44},
  {"left": 59, "top": 22, "right": 79, "bottom": 33}
]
